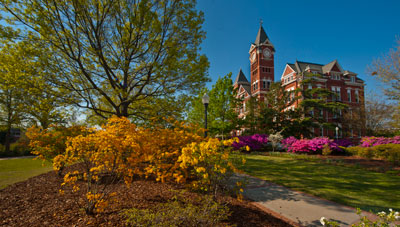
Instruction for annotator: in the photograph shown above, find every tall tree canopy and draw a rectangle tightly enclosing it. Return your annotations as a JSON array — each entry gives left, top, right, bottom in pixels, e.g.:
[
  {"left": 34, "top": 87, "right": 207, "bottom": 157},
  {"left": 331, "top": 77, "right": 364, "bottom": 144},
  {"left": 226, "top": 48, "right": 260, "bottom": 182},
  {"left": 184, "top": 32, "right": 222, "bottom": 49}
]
[
  {"left": 0, "top": 0, "right": 209, "bottom": 119},
  {"left": 369, "top": 39, "right": 400, "bottom": 100},
  {"left": 188, "top": 73, "right": 240, "bottom": 138}
]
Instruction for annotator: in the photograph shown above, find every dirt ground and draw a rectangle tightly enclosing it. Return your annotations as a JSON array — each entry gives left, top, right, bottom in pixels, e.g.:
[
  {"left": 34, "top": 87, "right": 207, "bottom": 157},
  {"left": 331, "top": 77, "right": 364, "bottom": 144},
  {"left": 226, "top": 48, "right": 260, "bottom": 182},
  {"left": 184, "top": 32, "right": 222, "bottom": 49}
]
[{"left": 0, "top": 165, "right": 292, "bottom": 227}]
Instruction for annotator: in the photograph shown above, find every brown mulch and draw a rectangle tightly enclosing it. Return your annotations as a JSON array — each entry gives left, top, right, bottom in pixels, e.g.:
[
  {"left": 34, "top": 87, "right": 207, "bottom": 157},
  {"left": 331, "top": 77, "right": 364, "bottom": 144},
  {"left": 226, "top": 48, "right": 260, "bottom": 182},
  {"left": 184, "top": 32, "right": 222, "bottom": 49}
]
[{"left": 0, "top": 166, "right": 292, "bottom": 227}]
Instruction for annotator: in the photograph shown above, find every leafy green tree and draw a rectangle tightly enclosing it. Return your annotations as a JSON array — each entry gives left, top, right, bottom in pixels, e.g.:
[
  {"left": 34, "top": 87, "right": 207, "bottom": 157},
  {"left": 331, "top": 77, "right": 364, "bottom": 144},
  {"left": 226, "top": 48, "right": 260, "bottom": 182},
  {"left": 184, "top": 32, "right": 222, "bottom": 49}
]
[
  {"left": 0, "top": 42, "right": 28, "bottom": 152},
  {"left": 1, "top": 0, "right": 209, "bottom": 120},
  {"left": 298, "top": 73, "right": 348, "bottom": 137},
  {"left": 241, "top": 96, "right": 260, "bottom": 135},
  {"left": 257, "top": 82, "right": 305, "bottom": 137},
  {"left": 188, "top": 73, "right": 241, "bottom": 138},
  {"left": 208, "top": 73, "right": 241, "bottom": 139},
  {"left": 187, "top": 87, "right": 209, "bottom": 128}
]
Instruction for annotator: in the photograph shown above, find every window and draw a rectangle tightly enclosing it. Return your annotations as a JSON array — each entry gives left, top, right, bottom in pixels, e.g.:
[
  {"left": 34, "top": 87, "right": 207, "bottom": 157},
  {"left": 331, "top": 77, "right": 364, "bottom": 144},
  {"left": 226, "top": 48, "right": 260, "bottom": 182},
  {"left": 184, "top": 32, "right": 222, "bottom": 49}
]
[
  {"left": 350, "top": 128, "right": 353, "bottom": 138},
  {"left": 331, "top": 72, "right": 341, "bottom": 80},
  {"left": 320, "top": 127, "right": 324, "bottom": 137},
  {"left": 267, "top": 81, "right": 271, "bottom": 89},
  {"left": 243, "top": 103, "right": 246, "bottom": 112},
  {"left": 262, "top": 81, "right": 266, "bottom": 89},
  {"left": 331, "top": 86, "right": 341, "bottom": 101},
  {"left": 347, "top": 89, "right": 351, "bottom": 102},
  {"left": 355, "top": 90, "right": 359, "bottom": 103},
  {"left": 351, "top": 76, "right": 355, "bottom": 82},
  {"left": 308, "top": 84, "right": 312, "bottom": 90}
]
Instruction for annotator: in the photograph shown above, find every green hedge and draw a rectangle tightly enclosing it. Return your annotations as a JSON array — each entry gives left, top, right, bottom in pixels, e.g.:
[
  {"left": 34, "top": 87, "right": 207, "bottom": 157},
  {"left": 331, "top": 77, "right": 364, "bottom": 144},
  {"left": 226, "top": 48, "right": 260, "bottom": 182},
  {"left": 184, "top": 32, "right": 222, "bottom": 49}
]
[{"left": 347, "top": 144, "right": 400, "bottom": 164}]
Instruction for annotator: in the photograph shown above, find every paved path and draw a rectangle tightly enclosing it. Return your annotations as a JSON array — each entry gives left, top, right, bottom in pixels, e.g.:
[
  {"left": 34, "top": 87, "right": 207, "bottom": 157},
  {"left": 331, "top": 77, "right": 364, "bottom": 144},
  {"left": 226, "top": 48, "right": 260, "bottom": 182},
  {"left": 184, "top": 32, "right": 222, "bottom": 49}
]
[
  {"left": 230, "top": 173, "right": 375, "bottom": 227},
  {"left": 0, "top": 156, "right": 36, "bottom": 161}
]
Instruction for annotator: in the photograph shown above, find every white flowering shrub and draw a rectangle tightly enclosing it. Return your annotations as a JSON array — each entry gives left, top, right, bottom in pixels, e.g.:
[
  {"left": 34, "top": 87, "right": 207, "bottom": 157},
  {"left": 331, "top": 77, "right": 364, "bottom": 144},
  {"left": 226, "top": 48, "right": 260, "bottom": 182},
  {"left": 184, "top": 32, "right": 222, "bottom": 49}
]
[
  {"left": 321, "top": 208, "right": 400, "bottom": 227},
  {"left": 268, "top": 131, "right": 283, "bottom": 152}
]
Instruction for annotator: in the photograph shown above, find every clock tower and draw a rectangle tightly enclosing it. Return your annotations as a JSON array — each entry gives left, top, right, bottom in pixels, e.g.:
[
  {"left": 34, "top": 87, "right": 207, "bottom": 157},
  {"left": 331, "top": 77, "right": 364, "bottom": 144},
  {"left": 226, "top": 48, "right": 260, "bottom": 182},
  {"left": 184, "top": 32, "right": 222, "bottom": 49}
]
[{"left": 249, "top": 24, "right": 275, "bottom": 101}]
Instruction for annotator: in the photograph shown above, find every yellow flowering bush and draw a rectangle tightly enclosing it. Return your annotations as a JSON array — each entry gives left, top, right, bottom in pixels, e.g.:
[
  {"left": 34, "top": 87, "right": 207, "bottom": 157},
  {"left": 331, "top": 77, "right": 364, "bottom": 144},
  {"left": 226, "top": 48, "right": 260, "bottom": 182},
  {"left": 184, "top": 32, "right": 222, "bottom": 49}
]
[
  {"left": 26, "top": 124, "right": 88, "bottom": 174},
  {"left": 52, "top": 116, "right": 245, "bottom": 215},
  {"left": 178, "top": 137, "right": 246, "bottom": 197},
  {"left": 55, "top": 116, "right": 204, "bottom": 214}
]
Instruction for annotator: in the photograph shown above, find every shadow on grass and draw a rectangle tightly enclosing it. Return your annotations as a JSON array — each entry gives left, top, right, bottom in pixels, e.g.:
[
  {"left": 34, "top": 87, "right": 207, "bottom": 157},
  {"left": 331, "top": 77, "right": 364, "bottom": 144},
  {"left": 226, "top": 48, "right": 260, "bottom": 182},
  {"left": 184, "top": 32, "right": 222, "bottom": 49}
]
[{"left": 240, "top": 155, "right": 400, "bottom": 213}]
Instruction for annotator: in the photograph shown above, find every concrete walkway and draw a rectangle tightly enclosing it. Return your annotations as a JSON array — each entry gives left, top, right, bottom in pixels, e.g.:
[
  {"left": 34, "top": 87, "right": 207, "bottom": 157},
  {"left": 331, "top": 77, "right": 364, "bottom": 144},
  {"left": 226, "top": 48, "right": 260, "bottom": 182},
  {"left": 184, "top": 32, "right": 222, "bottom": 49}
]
[{"left": 230, "top": 173, "right": 375, "bottom": 227}]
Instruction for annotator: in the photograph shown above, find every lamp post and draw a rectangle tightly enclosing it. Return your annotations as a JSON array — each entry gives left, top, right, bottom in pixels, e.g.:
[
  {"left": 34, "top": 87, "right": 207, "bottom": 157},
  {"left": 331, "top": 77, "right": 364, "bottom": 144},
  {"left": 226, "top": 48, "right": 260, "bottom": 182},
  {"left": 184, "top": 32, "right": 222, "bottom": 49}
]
[
  {"left": 335, "top": 126, "right": 339, "bottom": 141},
  {"left": 202, "top": 93, "right": 209, "bottom": 138}
]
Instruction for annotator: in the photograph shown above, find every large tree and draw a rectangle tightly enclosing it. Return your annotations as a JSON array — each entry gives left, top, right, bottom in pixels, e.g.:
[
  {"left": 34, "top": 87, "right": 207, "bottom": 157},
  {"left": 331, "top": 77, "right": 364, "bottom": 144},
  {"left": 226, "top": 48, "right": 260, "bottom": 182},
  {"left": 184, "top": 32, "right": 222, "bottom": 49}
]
[
  {"left": 0, "top": 42, "right": 29, "bottom": 152},
  {"left": 208, "top": 73, "right": 241, "bottom": 138},
  {"left": 257, "top": 82, "right": 306, "bottom": 137},
  {"left": 369, "top": 39, "right": 400, "bottom": 100},
  {"left": 298, "top": 73, "right": 348, "bottom": 137},
  {"left": 187, "top": 73, "right": 241, "bottom": 138},
  {"left": 0, "top": 0, "right": 209, "bottom": 120}
]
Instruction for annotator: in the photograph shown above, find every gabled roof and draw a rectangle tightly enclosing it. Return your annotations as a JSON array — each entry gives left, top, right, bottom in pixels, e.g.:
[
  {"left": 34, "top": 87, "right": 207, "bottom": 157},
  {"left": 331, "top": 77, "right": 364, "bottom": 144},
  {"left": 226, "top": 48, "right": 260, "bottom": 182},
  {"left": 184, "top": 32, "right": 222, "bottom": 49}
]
[
  {"left": 233, "top": 69, "right": 249, "bottom": 85},
  {"left": 288, "top": 60, "right": 324, "bottom": 74},
  {"left": 343, "top": 70, "right": 357, "bottom": 76},
  {"left": 322, "top": 60, "right": 343, "bottom": 74},
  {"left": 241, "top": 84, "right": 251, "bottom": 95}
]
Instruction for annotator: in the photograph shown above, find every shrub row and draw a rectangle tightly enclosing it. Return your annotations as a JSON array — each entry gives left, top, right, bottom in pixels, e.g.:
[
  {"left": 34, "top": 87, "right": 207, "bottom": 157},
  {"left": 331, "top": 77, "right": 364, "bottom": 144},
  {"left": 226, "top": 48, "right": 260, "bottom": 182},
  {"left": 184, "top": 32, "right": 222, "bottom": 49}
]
[
  {"left": 347, "top": 144, "right": 400, "bottom": 164},
  {"left": 231, "top": 134, "right": 268, "bottom": 152},
  {"left": 281, "top": 137, "right": 352, "bottom": 154},
  {"left": 360, "top": 136, "right": 400, "bottom": 147}
]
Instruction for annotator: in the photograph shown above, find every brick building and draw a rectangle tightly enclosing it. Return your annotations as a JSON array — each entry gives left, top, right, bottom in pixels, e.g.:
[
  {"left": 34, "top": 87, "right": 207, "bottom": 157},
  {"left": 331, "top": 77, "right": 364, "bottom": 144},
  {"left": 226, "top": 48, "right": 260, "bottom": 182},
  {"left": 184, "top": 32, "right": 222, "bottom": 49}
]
[{"left": 233, "top": 25, "right": 365, "bottom": 139}]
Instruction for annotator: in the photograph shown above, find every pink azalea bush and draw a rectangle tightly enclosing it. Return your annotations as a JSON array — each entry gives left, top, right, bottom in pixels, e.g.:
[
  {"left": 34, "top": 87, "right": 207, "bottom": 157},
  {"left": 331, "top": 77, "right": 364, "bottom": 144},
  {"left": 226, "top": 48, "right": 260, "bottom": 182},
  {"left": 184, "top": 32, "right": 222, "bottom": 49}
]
[
  {"left": 282, "top": 137, "right": 352, "bottom": 154},
  {"left": 360, "top": 136, "right": 400, "bottom": 147},
  {"left": 232, "top": 134, "right": 268, "bottom": 152}
]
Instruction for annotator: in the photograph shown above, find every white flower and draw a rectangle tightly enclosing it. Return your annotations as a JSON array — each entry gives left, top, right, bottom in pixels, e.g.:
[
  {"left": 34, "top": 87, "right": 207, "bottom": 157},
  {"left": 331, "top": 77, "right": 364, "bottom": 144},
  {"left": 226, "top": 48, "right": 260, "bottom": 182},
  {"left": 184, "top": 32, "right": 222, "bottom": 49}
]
[
  {"left": 378, "top": 211, "right": 386, "bottom": 216},
  {"left": 320, "top": 217, "right": 326, "bottom": 226},
  {"left": 389, "top": 208, "right": 393, "bottom": 212}
]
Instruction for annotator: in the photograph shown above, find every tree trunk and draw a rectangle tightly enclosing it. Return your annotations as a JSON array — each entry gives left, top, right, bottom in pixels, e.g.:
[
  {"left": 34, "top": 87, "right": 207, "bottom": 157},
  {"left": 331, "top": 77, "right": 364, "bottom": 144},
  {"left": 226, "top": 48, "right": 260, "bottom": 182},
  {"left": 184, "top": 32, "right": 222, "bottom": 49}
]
[{"left": 5, "top": 126, "right": 11, "bottom": 153}]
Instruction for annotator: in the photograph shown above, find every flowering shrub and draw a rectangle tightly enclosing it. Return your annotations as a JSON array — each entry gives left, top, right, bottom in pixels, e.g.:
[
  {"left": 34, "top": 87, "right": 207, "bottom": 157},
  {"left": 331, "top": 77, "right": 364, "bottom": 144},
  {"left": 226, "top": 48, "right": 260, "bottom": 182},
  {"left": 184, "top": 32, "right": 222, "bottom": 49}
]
[
  {"left": 232, "top": 134, "right": 268, "bottom": 152},
  {"left": 178, "top": 137, "right": 245, "bottom": 197},
  {"left": 268, "top": 132, "right": 283, "bottom": 152},
  {"left": 54, "top": 116, "right": 243, "bottom": 214},
  {"left": 281, "top": 136, "right": 298, "bottom": 150},
  {"left": 333, "top": 139, "right": 353, "bottom": 148},
  {"left": 321, "top": 208, "right": 400, "bottom": 226},
  {"left": 26, "top": 124, "right": 88, "bottom": 174},
  {"left": 282, "top": 137, "right": 352, "bottom": 154},
  {"left": 360, "top": 136, "right": 400, "bottom": 147}
]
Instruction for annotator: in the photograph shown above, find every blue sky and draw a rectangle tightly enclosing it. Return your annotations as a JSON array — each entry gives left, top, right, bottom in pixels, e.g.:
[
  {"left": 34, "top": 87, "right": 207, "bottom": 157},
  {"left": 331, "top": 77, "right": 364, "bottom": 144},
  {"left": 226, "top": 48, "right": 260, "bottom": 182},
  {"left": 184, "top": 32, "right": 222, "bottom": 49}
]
[{"left": 196, "top": 0, "right": 400, "bottom": 95}]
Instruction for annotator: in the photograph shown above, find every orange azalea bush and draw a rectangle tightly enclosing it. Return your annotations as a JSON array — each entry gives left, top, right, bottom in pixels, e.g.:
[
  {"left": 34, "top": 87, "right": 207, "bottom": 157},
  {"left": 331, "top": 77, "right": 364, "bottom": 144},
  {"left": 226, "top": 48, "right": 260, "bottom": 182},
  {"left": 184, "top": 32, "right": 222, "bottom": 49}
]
[
  {"left": 54, "top": 116, "right": 244, "bottom": 214},
  {"left": 56, "top": 116, "right": 205, "bottom": 214},
  {"left": 26, "top": 124, "right": 88, "bottom": 173}
]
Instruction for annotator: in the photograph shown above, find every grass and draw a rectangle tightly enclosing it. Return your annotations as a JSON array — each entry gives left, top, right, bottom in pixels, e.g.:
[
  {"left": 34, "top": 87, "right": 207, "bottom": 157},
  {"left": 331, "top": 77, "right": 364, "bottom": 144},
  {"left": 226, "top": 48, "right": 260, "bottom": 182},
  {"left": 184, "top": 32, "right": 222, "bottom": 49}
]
[
  {"left": 0, "top": 157, "right": 52, "bottom": 189},
  {"left": 240, "top": 153, "right": 400, "bottom": 213}
]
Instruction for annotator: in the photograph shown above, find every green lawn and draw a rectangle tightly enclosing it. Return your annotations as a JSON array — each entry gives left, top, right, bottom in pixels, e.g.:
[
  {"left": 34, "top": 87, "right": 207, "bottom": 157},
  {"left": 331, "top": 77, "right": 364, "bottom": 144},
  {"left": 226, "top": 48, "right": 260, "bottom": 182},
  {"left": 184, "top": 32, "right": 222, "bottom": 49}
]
[
  {"left": 240, "top": 153, "right": 400, "bottom": 213},
  {"left": 0, "top": 158, "right": 52, "bottom": 189}
]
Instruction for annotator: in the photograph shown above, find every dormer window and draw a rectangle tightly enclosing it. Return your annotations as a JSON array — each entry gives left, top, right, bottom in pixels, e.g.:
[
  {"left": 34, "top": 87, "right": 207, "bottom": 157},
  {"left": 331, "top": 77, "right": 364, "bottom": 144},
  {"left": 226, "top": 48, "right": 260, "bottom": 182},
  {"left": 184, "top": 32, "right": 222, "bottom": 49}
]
[{"left": 331, "top": 72, "right": 341, "bottom": 80}]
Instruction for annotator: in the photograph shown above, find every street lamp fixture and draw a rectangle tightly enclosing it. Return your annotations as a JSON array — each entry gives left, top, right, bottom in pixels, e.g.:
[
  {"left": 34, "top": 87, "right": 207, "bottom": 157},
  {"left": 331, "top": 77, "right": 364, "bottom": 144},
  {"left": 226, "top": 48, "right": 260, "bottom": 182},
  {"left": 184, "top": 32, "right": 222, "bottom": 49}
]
[
  {"left": 335, "top": 126, "right": 339, "bottom": 141},
  {"left": 202, "top": 93, "right": 209, "bottom": 138}
]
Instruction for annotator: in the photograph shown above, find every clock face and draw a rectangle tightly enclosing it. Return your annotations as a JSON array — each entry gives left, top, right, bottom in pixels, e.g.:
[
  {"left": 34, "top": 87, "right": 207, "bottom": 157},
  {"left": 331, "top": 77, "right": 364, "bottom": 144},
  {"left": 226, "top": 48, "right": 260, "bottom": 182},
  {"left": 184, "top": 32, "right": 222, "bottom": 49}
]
[
  {"left": 250, "top": 52, "right": 256, "bottom": 62},
  {"left": 263, "top": 48, "right": 271, "bottom": 58}
]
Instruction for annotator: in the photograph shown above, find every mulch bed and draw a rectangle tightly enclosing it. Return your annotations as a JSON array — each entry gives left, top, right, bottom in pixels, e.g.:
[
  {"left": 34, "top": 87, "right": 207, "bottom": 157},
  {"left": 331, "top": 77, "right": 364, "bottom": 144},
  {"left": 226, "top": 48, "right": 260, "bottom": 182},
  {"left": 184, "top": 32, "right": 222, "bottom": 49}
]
[{"left": 0, "top": 165, "right": 292, "bottom": 227}]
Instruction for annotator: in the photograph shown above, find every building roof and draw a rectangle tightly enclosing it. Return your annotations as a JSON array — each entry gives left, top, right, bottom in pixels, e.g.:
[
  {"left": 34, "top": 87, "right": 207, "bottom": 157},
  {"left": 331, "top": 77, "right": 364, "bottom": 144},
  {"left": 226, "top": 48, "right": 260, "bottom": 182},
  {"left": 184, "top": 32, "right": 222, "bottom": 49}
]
[
  {"left": 242, "top": 84, "right": 251, "bottom": 95},
  {"left": 254, "top": 26, "right": 269, "bottom": 45},
  {"left": 234, "top": 69, "right": 250, "bottom": 85},
  {"left": 253, "top": 25, "right": 275, "bottom": 52}
]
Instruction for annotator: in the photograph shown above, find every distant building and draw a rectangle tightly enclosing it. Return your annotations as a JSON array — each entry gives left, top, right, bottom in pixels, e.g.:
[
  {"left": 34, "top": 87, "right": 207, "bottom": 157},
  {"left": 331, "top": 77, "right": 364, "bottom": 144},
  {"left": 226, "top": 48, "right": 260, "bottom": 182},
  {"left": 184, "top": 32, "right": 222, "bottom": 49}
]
[{"left": 233, "top": 25, "right": 365, "bottom": 139}]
